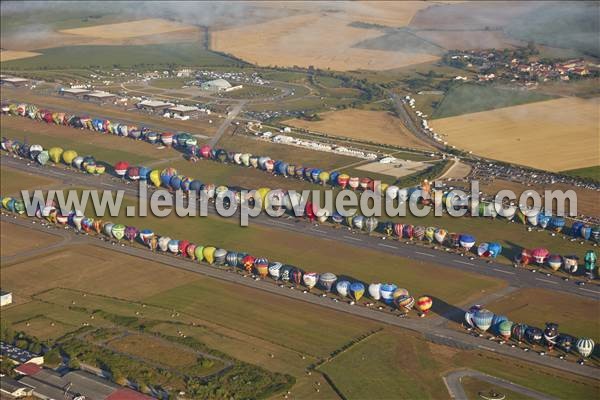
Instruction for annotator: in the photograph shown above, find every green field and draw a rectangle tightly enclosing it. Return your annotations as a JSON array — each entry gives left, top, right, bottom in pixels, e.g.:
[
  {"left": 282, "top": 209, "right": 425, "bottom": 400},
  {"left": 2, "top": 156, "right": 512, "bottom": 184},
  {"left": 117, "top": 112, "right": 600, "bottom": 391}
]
[
  {"left": 315, "top": 75, "right": 345, "bottom": 88},
  {"left": 246, "top": 95, "right": 356, "bottom": 113},
  {"left": 219, "top": 84, "right": 280, "bottom": 99},
  {"left": 149, "top": 77, "right": 190, "bottom": 89},
  {"left": 1, "top": 44, "right": 240, "bottom": 70},
  {"left": 260, "top": 70, "right": 308, "bottom": 83},
  {"left": 0, "top": 165, "right": 58, "bottom": 195},
  {"left": 562, "top": 166, "right": 600, "bottom": 182},
  {"left": 432, "top": 84, "right": 555, "bottom": 119}
]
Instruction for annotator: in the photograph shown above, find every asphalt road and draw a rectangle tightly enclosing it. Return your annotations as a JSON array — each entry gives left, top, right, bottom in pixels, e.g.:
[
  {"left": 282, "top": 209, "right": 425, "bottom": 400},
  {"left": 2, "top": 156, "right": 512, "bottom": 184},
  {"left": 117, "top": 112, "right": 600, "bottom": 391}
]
[
  {"left": 3, "top": 156, "right": 598, "bottom": 301},
  {"left": 444, "top": 369, "right": 557, "bottom": 400},
  {"left": 2, "top": 215, "right": 598, "bottom": 381},
  {"left": 208, "top": 100, "right": 246, "bottom": 147}
]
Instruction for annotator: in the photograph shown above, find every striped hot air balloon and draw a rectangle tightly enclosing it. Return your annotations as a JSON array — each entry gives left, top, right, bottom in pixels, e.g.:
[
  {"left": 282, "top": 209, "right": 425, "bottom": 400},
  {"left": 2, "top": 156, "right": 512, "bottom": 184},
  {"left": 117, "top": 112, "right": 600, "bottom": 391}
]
[
  {"left": 415, "top": 296, "right": 433, "bottom": 317},
  {"left": 319, "top": 272, "right": 337, "bottom": 292},
  {"left": 303, "top": 272, "right": 319, "bottom": 290},
  {"left": 472, "top": 309, "right": 494, "bottom": 332}
]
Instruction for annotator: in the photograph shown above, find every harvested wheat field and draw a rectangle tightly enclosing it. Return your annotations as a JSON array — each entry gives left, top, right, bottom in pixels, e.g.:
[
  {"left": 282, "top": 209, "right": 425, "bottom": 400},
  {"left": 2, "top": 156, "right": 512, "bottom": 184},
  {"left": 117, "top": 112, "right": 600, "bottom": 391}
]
[
  {"left": 0, "top": 222, "right": 61, "bottom": 258},
  {"left": 59, "top": 18, "right": 194, "bottom": 39},
  {"left": 0, "top": 50, "right": 41, "bottom": 62},
  {"left": 431, "top": 97, "right": 600, "bottom": 171},
  {"left": 285, "top": 109, "right": 433, "bottom": 149},
  {"left": 1, "top": 244, "right": 201, "bottom": 300},
  {"left": 212, "top": 11, "right": 439, "bottom": 71}
]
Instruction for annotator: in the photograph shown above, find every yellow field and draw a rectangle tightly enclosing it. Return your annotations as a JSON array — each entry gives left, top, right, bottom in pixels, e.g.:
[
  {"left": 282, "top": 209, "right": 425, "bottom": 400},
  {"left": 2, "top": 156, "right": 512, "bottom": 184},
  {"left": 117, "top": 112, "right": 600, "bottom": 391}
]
[
  {"left": 431, "top": 97, "right": 600, "bottom": 171},
  {"left": 59, "top": 18, "right": 194, "bottom": 39},
  {"left": 211, "top": 4, "right": 439, "bottom": 71},
  {"left": 284, "top": 108, "right": 433, "bottom": 149},
  {"left": 0, "top": 50, "right": 41, "bottom": 62}
]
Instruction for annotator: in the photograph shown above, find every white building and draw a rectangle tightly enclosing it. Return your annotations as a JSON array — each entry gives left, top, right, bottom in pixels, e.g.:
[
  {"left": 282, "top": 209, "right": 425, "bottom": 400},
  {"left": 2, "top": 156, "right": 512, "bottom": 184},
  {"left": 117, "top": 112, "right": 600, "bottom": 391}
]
[
  {"left": 1, "top": 290, "right": 12, "bottom": 306},
  {"left": 200, "top": 78, "right": 232, "bottom": 92}
]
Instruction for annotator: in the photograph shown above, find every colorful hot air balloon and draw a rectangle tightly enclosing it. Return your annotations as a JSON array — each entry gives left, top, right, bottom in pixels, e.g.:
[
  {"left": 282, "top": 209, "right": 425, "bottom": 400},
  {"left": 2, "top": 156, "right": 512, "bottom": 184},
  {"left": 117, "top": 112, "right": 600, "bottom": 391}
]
[
  {"left": 395, "top": 295, "right": 415, "bottom": 312},
  {"left": 254, "top": 257, "right": 269, "bottom": 277},
  {"left": 114, "top": 161, "right": 129, "bottom": 178},
  {"left": 531, "top": 248, "right": 549, "bottom": 264},
  {"left": 472, "top": 309, "right": 494, "bottom": 332},
  {"left": 268, "top": 262, "right": 283, "bottom": 280},
  {"left": 349, "top": 282, "right": 365, "bottom": 301},
  {"left": 242, "top": 255, "right": 255, "bottom": 273},
  {"left": 498, "top": 320, "right": 513, "bottom": 341},
  {"left": 203, "top": 246, "right": 216, "bottom": 264},
  {"left": 511, "top": 323, "right": 528, "bottom": 342},
  {"left": 319, "top": 272, "right": 337, "bottom": 292},
  {"left": 178, "top": 240, "right": 190, "bottom": 256},
  {"left": 547, "top": 255, "right": 562, "bottom": 271},
  {"left": 111, "top": 224, "right": 126, "bottom": 240},
  {"left": 464, "top": 305, "right": 482, "bottom": 328},
  {"left": 415, "top": 296, "right": 433, "bottom": 317},
  {"left": 303, "top": 272, "right": 319, "bottom": 290},
  {"left": 459, "top": 234, "right": 476, "bottom": 251},
  {"left": 491, "top": 314, "right": 508, "bottom": 334},
  {"left": 226, "top": 251, "right": 239, "bottom": 266},
  {"left": 337, "top": 174, "right": 350, "bottom": 189},
  {"left": 379, "top": 284, "right": 397, "bottom": 304},
  {"left": 124, "top": 226, "right": 138, "bottom": 242},
  {"left": 550, "top": 216, "right": 565, "bottom": 233},
  {"left": 526, "top": 327, "right": 543, "bottom": 345},
  {"left": 543, "top": 323, "right": 559, "bottom": 350},
  {"left": 393, "top": 223, "right": 403, "bottom": 239}
]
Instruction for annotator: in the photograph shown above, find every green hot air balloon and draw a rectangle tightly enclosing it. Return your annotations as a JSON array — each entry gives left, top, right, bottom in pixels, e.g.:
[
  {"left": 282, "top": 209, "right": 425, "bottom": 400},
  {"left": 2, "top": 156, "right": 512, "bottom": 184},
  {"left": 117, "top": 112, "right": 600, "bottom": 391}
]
[
  {"left": 194, "top": 245, "right": 205, "bottom": 262},
  {"left": 584, "top": 250, "right": 597, "bottom": 279},
  {"left": 37, "top": 150, "right": 49, "bottom": 165},
  {"left": 111, "top": 224, "right": 126, "bottom": 240}
]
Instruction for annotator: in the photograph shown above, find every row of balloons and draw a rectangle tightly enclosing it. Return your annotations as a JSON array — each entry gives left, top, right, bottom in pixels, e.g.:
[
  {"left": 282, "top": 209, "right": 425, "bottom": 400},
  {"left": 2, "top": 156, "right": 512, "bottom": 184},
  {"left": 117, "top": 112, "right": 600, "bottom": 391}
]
[
  {"left": 465, "top": 305, "right": 596, "bottom": 359},
  {"left": 3, "top": 138, "right": 598, "bottom": 278},
  {"left": 3, "top": 103, "right": 599, "bottom": 245},
  {"left": 517, "top": 248, "right": 597, "bottom": 277},
  {"left": 0, "top": 195, "right": 434, "bottom": 316}
]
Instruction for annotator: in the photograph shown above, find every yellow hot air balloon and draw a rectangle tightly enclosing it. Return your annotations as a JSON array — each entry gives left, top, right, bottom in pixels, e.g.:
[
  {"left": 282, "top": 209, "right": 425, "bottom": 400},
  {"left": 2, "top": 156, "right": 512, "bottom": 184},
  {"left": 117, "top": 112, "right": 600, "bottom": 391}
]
[
  {"left": 62, "top": 150, "right": 78, "bottom": 165},
  {"left": 203, "top": 246, "right": 216, "bottom": 264},
  {"left": 255, "top": 187, "right": 271, "bottom": 209},
  {"left": 149, "top": 169, "right": 161, "bottom": 188},
  {"left": 378, "top": 183, "right": 389, "bottom": 196},
  {"left": 2, "top": 197, "right": 12, "bottom": 209},
  {"left": 48, "top": 147, "right": 63, "bottom": 163},
  {"left": 318, "top": 171, "right": 330, "bottom": 186},
  {"left": 95, "top": 165, "right": 106, "bottom": 175}
]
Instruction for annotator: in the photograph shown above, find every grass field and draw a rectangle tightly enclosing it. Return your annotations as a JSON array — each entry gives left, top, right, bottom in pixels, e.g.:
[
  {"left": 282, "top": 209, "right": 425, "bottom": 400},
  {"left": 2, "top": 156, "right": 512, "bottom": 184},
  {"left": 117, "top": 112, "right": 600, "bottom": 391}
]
[
  {"left": 0, "top": 221, "right": 61, "bottom": 258},
  {"left": 1, "top": 117, "right": 169, "bottom": 165},
  {"left": 431, "top": 84, "right": 555, "bottom": 119},
  {"left": 219, "top": 84, "right": 280, "bottom": 99},
  {"left": 562, "top": 166, "right": 600, "bottom": 182},
  {"left": 284, "top": 109, "right": 433, "bottom": 150},
  {"left": 485, "top": 288, "right": 600, "bottom": 342},
  {"left": 12, "top": 316, "right": 76, "bottom": 341},
  {"left": 108, "top": 334, "right": 201, "bottom": 367},
  {"left": 1, "top": 43, "right": 239, "bottom": 69},
  {"left": 431, "top": 97, "right": 600, "bottom": 171},
  {"left": 0, "top": 165, "right": 58, "bottom": 195},
  {"left": 59, "top": 18, "right": 193, "bottom": 39}
]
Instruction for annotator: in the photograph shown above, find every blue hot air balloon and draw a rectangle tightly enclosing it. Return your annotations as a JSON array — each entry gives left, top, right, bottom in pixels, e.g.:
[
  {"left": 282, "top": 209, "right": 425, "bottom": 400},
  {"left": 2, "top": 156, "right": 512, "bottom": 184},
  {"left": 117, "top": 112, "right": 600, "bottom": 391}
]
[
  {"left": 190, "top": 180, "right": 203, "bottom": 194},
  {"left": 276, "top": 161, "right": 289, "bottom": 176},
  {"left": 550, "top": 216, "right": 565, "bottom": 233},
  {"left": 329, "top": 171, "right": 340, "bottom": 186},
  {"left": 379, "top": 284, "right": 398, "bottom": 305},
  {"left": 139, "top": 166, "right": 151, "bottom": 181},
  {"left": 160, "top": 174, "right": 171, "bottom": 188},
  {"left": 580, "top": 226, "right": 592, "bottom": 241},
  {"left": 472, "top": 309, "right": 494, "bottom": 332},
  {"left": 571, "top": 221, "right": 584, "bottom": 237},
  {"left": 487, "top": 242, "right": 502, "bottom": 258},
  {"left": 538, "top": 213, "right": 551, "bottom": 229},
  {"left": 311, "top": 169, "right": 322, "bottom": 183},
  {"left": 170, "top": 175, "right": 182, "bottom": 190},
  {"left": 491, "top": 314, "right": 508, "bottom": 334}
]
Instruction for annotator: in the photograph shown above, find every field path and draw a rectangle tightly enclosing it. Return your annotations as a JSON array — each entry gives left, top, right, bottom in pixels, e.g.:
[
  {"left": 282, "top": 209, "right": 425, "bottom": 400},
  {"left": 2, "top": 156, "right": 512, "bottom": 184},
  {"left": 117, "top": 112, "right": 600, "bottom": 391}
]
[{"left": 444, "top": 369, "right": 557, "bottom": 400}]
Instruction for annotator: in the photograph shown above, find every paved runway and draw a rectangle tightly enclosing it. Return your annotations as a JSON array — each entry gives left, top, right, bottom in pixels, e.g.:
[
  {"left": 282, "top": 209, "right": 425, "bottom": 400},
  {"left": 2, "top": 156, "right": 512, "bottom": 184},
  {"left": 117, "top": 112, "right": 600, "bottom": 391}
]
[
  {"left": 2, "top": 215, "right": 598, "bottom": 380},
  {"left": 3, "top": 156, "right": 598, "bottom": 301}
]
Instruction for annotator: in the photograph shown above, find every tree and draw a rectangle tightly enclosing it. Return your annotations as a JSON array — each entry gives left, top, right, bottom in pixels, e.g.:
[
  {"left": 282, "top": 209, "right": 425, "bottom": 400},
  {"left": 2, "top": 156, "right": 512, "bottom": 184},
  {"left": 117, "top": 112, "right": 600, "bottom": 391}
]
[{"left": 44, "top": 348, "right": 62, "bottom": 367}]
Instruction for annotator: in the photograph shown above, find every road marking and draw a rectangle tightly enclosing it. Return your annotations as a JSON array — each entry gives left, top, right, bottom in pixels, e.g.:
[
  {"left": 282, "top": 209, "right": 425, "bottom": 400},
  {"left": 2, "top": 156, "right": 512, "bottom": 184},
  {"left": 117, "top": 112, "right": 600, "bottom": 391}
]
[
  {"left": 579, "top": 287, "right": 600, "bottom": 295},
  {"left": 478, "top": 345, "right": 496, "bottom": 352},
  {"left": 310, "top": 227, "right": 326, "bottom": 233},
  {"left": 344, "top": 236, "right": 362, "bottom": 242},
  {"left": 378, "top": 243, "right": 397, "bottom": 249},
  {"left": 454, "top": 260, "right": 474, "bottom": 266},
  {"left": 535, "top": 278, "right": 558, "bottom": 285},
  {"left": 415, "top": 251, "right": 435, "bottom": 257},
  {"left": 493, "top": 268, "right": 515, "bottom": 275},
  {"left": 272, "top": 220, "right": 294, "bottom": 227}
]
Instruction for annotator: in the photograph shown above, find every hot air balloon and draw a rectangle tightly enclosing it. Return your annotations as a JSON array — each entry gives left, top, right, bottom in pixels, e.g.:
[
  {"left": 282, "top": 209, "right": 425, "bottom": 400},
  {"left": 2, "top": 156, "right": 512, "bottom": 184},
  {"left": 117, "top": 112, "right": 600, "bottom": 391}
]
[
  {"left": 303, "top": 272, "right": 319, "bottom": 290},
  {"left": 364, "top": 217, "right": 378, "bottom": 234},
  {"left": 336, "top": 280, "right": 351, "bottom": 298},
  {"left": 415, "top": 296, "right": 433, "bottom": 317},
  {"left": 124, "top": 226, "right": 138, "bottom": 242},
  {"left": 319, "top": 272, "right": 337, "bottom": 292},
  {"left": 584, "top": 250, "right": 597, "bottom": 279},
  {"left": 72, "top": 215, "right": 84, "bottom": 231},
  {"left": 477, "top": 243, "right": 490, "bottom": 257},
  {"left": 472, "top": 309, "right": 494, "bottom": 332},
  {"left": 203, "top": 246, "right": 216, "bottom": 264},
  {"left": 491, "top": 315, "right": 508, "bottom": 334},
  {"left": 139, "top": 229, "right": 154, "bottom": 246},
  {"left": 382, "top": 222, "right": 393, "bottom": 237},
  {"left": 563, "top": 255, "right": 579, "bottom": 274},
  {"left": 353, "top": 215, "right": 365, "bottom": 230},
  {"left": 464, "top": 305, "right": 482, "bottom": 328},
  {"left": 102, "top": 222, "right": 114, "bottom": 237},
  {"left": 392, "top": 288, "right": 409, "bottom": 304},
  {"left": 241, "top": 153, "right": 251, "bottom": 167},
  {"left": 367, "top": 283, "right": 381, "bottom": 300},
  {"left": 160, "top": 132, "right": 174, "bottom": 146},
  {"left": 195, "top": 245, "right": 204, "bottom": 262},
  {"left": 349, "top": 282, "right": 365, "bottom": 301},
  {"left": 518, "top": 249, "right": 532, "bottom": 266},
  {"left": 395, "top": 295, "right": 415, "bottom": 312},
  {"left": 413, "top": 225, "right": 426, "bottom": 241},
  {"left": 459, "top": 234, "right": 476, "bottom": 251},
  {"left": 550, "top": 216, "right": 565, "bottom": 233},
  {"left": 527, "top": 210, "right": 539, "bottom": 226},
  {"left": 127, "top": 167, "right": 140, "bottom": 181},
  {"left": 403, "top": 225, "right": 414, "bottom": 240},
  {"left": 557, "top": 334, "right": 576, "bottom": 353},
  {"left": 62, "top": 150, "right": 78, "bottom": 166},
  {"left": 268, "top": 262, "right": 283, "bottom": 280},
  {"left": 148, "top": 170, "right": 160, "bottom": 187},
  {"left": 280, "top": 265, "right": 293, "bottom": 282},
  {"left": 531, "top": 248, "right": 549, "bottom": 264},
  {"left": 379, "top": 284, "right": 397, "bottom": 304},
  {"left": 291, "top": 268, "right": 303, "bottom": 285},
  {"left": 242, "top": 255, "right": 255, "bottom": 273},
  {"left": 526, "top": 327, "right": 543, "bottom": 345},
  {"left": 511, "top": 323, "right": 528, "bottom": 342},
  {"left": 226, "top": 252, "right": 239, "bottom": 267},
  {"left": 254, "top": 257, "right": 269, "bottom": 277},
  {"left": 547, "top": 255, "right": 562, "bottom": 271},
  {"left": 37, "top": 150, "right": 49, "bottom": 166},
  {"left": 337, "top": 174, "right": 350, "bottom": 189},
  {"left": 178, "top": 240, "right": 190, "bottom": 256},
  {"left": 538, "top": 213, "right": 551, "bottom": 229},
  {"left": 114, "top": 161, "right": 129, "bottom": 178},
  {"left": 48, "top": 147, "right": 63, "bottom": 164},
  {"left": 543, "top": 323, "right": 559, "bottom": 350},
  {"left": 111, "top": 224, "right": 126, "bottom": 240},
  {"left": 348, "top": 177, "right": 360, "bottom": 190},
  {"left": 393, "top": 223, "right": 403, "bottom": 239},
  {"left": 498, "top": 320, "right": 513, "bottom": 341},
  {"left": 214, "top": 248, "right": 227, "bottom": 265},
  {"left": 81, "top": 217, "right": 94, "bottom": 233}
]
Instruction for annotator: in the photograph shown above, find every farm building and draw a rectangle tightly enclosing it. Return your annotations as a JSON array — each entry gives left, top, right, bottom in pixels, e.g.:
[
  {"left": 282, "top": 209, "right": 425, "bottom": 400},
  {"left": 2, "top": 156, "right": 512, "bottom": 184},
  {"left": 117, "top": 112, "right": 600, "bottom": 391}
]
[
  {"left": 83, "top": 91, "right": 117, "bottom": 103},
  {"left": 1, "top": 289, "right": 12, "bottom": 306},
  {"left": 200, "top": 78, "right": 232, "bottom": 91},
  {"left": 0, "top": 376, "right": 34, "bottom": 398},
  {"left": 0, "top": 342, "right": 44, "bottom": 365},
  {"left": 0, "top": 77, "right": 29, "bottom": 87},
  {"left": 167, "top": 104, "right": 199, "bottom": 117},
  {"left": 59, "top": 87, "right": 91, "bottom": 98},
  {"left": 137, "top": 99, "right": 174, "bottom": 113}
]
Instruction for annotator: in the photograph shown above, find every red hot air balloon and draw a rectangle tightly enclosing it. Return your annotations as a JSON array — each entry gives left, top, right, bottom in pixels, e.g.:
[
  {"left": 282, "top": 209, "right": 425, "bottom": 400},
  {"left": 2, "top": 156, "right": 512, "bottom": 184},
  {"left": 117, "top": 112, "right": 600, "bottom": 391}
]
[
  {"left": 519, "top": 249, "right": 532, "bottom": 266},
  {"left": 200, "top": 145, "right": 212, "bottom": 159},
  {"left": 337, "top": 174, "right": 349, "bottom": 189},
  {"left": 114, "top": 161, "right": 129, "bottom": 178},
  {"left": 393, "top": 223, "right": 404, "bottom": 239},
  {"left": 242, "top": 255, "right": 255, "bottom": 273},
  {"left": 179, "top": 240, "right": 190, "bottom": 256},
  {"left": 531, "top": 248, "right": 549, "bottom": 265},
  {"left": 305, "top": 201, "right": 315, "bottom": 222}
]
